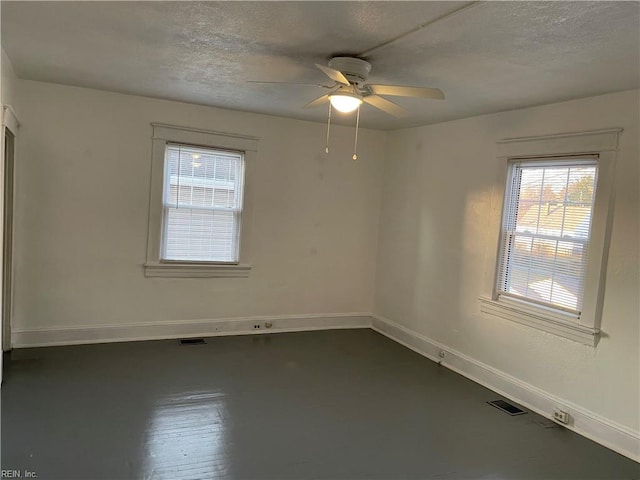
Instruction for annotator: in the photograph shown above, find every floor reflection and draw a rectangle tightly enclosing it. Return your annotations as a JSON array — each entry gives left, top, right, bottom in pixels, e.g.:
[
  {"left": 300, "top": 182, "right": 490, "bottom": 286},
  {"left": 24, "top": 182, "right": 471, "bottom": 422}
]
[{"left": 143, "top": 391, "right": 228, "bottom": 480}]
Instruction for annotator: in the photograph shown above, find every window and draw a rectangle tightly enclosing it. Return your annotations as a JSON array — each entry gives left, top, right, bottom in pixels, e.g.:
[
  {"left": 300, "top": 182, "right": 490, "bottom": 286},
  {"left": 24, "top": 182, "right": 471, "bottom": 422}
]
[
  {"left": 145, "top": 124, "right": 258, "bottom": 278},
  {"left": 479, "top": 129, "right": 621, "bottom": 346},
  {"left": 497, "top": 158, "right": 597, "bottom": 314},
  {"left": 162, "top": 144, "right": 244, "bottom": 263}
]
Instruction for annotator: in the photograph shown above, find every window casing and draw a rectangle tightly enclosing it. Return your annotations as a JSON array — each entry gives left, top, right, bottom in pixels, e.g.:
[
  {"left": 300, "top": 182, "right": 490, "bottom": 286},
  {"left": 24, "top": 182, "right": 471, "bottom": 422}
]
[
  {"left": 479, "top": 129, "right": 621, "bottom": 346},
  {"left": 145, "top": 124, "right": 257, "bottom": 278}
]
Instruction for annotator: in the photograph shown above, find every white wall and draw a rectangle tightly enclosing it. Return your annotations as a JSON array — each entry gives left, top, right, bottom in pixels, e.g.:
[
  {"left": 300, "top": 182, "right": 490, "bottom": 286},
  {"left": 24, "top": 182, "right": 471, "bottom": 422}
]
[
  {"left": 374, "top": 90, "right": 639, "bottom": 433},
  {"left": 1, "top": 48, "right": 16, "bottom": 106},
  {"left": 12, "top": 80, "right": 384, "bottom": 330}
]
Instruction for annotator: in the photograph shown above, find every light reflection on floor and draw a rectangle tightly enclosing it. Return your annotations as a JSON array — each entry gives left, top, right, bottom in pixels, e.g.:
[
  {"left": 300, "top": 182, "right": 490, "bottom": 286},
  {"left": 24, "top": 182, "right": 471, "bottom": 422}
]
[{"left": 143, "top": 391, "right": 228, "bottom": 480}]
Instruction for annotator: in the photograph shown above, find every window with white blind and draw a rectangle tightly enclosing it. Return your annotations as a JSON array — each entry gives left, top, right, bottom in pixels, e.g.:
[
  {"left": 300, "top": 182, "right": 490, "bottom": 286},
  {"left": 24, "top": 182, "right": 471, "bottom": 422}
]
[
  {"left": 145, "top": 123, "right": 257, "bottom": 278},
  {"left": 162, "top": 144, "right": 244, "bottom": 263},
  {"left": 479, "top": 128, "right": 620, "bottom": 346},
  {"left": 497, "top": 158, "right": 597, "bottom": 314}
]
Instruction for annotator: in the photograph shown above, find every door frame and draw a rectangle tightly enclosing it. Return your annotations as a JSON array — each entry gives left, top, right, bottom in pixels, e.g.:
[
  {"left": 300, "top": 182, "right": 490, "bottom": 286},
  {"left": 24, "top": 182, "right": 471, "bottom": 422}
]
[{"left": 2, "top": 105, "right": 19, "bottom": 352}]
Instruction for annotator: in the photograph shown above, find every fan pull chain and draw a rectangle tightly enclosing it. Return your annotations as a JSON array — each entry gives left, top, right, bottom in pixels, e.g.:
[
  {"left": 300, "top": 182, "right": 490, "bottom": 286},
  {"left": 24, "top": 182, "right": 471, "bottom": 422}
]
[
  {"left": 325, "top": 103, "right": 332, "bottom": 154},
  {"left": 352, "top": 105, "right": 361, "bottom": 161}
]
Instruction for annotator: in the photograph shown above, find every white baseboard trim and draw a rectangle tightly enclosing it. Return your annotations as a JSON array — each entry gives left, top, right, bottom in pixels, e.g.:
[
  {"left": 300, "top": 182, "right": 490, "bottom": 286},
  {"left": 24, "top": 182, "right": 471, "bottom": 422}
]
[
  {"left": 12, "top": 313, "right": 372, "bottom": 348},
  {"left": 371, "top": 314, "right": 640, "bottom": 463}
]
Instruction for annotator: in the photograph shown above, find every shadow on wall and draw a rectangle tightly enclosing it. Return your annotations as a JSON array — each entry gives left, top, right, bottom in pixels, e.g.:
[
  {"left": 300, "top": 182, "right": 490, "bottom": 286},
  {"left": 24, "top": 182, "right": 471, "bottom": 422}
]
[
  {"left": 375, "top": 122, "right": 504, "bottom": 346},
  {"left": 374, "top": 130, "right": 467, "bottom": 340}
]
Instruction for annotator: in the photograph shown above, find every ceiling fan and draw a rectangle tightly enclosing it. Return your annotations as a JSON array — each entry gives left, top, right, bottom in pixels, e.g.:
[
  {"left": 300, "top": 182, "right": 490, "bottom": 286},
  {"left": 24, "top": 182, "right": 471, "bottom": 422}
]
[
  {"left": 249, "top": 56, "right": 445, "bottom": 159},
  {"left": 250, "top": 56, "right": 445, "bottom": 118}
]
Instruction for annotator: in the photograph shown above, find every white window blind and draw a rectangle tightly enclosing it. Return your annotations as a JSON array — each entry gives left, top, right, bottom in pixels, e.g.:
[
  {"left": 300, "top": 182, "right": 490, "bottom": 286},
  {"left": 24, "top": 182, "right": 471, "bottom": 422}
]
[
  {"left": 161, "top": 144, "right": 245, "bottom": 263},
  {"left": 497, "top": 158, "right": 598, "bottom": 314}
]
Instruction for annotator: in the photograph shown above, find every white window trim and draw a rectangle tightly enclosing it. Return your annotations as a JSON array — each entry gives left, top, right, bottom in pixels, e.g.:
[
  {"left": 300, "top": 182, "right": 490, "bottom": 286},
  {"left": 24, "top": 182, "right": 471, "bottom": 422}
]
[
  {"left": 144, "top": 124, "right": 258, "bottom": 278},
  {"left": 479, "top": 128, "right": 622, "bottom": 346}
]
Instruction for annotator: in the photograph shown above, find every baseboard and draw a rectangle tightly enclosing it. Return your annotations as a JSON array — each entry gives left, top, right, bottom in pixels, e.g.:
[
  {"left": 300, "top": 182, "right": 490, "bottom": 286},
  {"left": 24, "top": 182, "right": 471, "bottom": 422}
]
[
  {"left": 12, "top": 313, "right": 372, "bottom": 348},
  {"left": 371, "top": 314, "right": 640, "bottom": 463}
]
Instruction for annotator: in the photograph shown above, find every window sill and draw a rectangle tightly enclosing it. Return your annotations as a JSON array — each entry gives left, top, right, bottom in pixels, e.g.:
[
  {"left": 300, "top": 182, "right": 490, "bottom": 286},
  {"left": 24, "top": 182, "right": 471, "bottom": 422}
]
[
  {"left": 478, "top": 296, "right": 599, "bottom": 346},
  {"left": 144, "top": 262, "right": 252, "bottom": 278}
]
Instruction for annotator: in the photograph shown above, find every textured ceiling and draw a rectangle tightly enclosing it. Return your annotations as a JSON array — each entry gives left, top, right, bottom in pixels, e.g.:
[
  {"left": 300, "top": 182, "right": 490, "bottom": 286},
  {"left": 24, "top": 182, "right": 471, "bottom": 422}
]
[{"left": 2, "top": 1, "right": 639, "bottom": 130}]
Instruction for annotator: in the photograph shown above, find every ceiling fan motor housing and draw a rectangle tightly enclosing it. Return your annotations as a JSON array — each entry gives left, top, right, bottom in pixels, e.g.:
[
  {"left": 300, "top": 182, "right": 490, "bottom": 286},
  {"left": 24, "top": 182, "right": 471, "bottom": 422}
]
[{"left": 328, "top": 57, "right": 371, "bottom": 84}]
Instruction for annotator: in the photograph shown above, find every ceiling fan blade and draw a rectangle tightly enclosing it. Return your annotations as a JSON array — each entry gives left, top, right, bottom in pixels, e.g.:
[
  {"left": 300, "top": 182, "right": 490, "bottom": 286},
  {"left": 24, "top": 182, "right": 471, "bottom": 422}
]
[
  {"left": 363, "top": 95, "right": 409, "bottom": 117},
  {"left": 247, "top": 81, "right": 332, "bottom": 89},
  {"left": 315, "top": 64, "right": 350, "bottom": 86},
  {"left": 369, "top": 84, "right": 445, "bottom": 100},
  {"left": 303, "top": 94, "right": 330, "bottom": 109}
]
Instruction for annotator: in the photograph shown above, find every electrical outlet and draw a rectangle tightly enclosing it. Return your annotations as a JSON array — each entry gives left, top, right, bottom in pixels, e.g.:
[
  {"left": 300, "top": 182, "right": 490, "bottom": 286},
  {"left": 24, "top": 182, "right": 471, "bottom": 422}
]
[
  {"left": 438, "top": 350, "right": 446, "bottom": 359},
  {"left": 265, "top": 321, "right": 273, "bottom": 329},
  {"left": 553, "top": 408, "right": 570, "bottom": 424},
  {"left": 253, "top": 323, "right": 261, "bottom": 329}
]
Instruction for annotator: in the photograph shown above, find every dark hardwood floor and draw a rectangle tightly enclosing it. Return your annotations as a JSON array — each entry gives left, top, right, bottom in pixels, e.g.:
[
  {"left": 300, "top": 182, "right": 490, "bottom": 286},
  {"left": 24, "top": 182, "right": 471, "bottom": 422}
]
[{"left": 2, "top": 329, "right": 638, "bottom": 479}]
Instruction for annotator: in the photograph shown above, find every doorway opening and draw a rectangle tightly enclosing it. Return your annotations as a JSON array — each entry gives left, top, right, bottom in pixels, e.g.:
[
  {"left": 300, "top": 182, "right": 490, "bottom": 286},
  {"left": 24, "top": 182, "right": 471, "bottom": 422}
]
[{"left": 3, "top": 127, "right": 15, "bottom": 352}]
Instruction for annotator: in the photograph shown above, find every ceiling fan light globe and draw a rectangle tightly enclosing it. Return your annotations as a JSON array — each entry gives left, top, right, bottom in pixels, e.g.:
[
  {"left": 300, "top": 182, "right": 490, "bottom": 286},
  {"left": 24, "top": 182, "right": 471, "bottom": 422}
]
[{"left": 329, "top": 94, "right": 362, "bottom": 113}]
